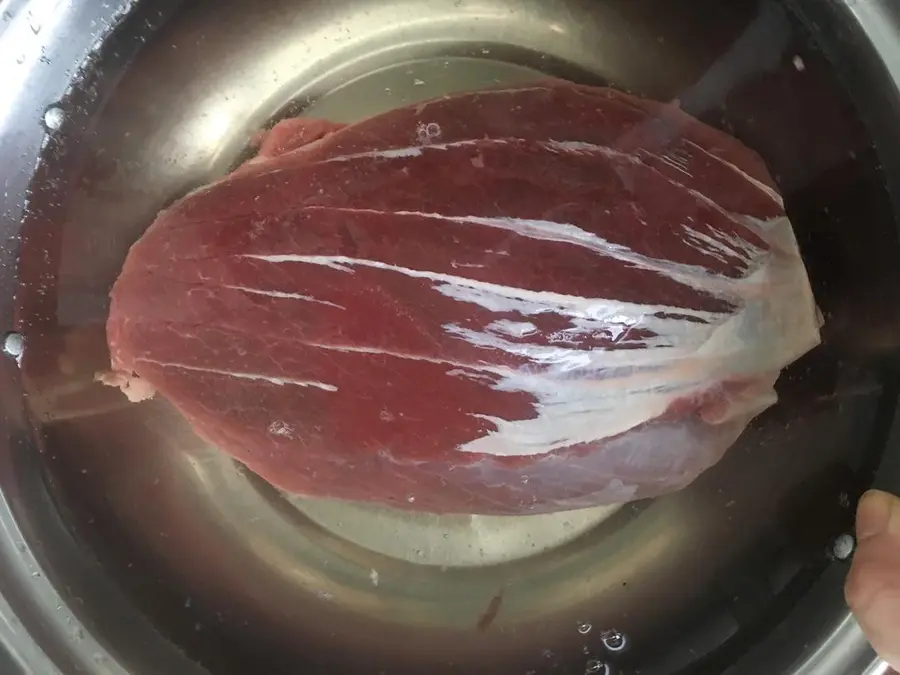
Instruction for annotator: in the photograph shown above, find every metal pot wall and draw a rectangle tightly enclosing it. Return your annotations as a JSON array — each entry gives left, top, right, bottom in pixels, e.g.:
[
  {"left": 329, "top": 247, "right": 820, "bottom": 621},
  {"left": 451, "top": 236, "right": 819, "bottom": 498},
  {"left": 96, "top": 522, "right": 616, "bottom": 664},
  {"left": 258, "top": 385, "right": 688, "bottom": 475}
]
[{"left": 2, "top": 0, "right": 900, "bottom": 673}]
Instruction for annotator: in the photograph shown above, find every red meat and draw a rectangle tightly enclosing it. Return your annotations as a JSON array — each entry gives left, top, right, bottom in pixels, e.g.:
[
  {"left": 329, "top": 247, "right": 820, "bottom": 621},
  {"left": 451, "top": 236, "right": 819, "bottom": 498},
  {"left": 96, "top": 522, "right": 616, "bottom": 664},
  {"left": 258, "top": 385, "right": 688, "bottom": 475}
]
[{"left": 102, "top": 79, "right": 821, "bottom": 514}]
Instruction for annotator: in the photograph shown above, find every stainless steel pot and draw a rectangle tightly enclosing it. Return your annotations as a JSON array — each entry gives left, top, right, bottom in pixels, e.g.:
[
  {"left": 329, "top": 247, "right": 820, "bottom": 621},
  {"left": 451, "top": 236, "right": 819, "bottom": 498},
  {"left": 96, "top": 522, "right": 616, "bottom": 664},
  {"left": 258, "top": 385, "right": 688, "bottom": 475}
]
[{"left": 2, "top": 0, "right": 900, "bottom": 673}]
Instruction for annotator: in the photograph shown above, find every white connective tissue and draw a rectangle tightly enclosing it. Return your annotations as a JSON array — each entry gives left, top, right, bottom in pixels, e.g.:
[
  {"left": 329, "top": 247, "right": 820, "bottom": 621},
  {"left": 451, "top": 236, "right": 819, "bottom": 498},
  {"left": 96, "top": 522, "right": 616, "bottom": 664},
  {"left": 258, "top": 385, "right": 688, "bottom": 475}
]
[{"left": 247, "top": 205, "right": 819, "bottom": 458}]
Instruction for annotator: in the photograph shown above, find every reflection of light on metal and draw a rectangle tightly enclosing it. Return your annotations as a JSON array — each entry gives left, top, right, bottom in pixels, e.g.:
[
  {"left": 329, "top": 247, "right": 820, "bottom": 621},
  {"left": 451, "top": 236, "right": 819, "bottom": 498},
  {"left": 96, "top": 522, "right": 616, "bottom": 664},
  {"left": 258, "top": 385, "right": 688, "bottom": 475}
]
[
  {"left": 239, "top": 528, "right": 401, "bottom": 618},
  {"left": 200, "top": 106, "right": 236, "bottom": 148},
  {"left": 467, "top": 504, "right": 621, "bottom": 565},
  {"left": 182, "top": 454, "right": 220, "bottom": 492},
  {"left": 270, "top": 11, "right": 508, "bottom": 59},
  {"left": 0, "top": 0, "right": 71, "bottom": 126},
  {"left": 250, "top": 5, "right": 540, "bottom": 102},
  {"left": 513, "top": 504, "right": 689, "bottom": 621},
  {"left": 251, "top": 537, "right": 329, "bottom": 586},
  {"left": 165, "top": 2, "right": 571, "bottom": 170},
  {"left": 178, "top": 436, "right": 693, "bottom": 630},
  {"left": 178, "top": 452, "right": 352, "bottom": 603},
  {"left": 293, "top": 496, "right": 622, "bottom": 568},
  {"left": 180, "top": 104, "right": 243, "bottom": 162}
]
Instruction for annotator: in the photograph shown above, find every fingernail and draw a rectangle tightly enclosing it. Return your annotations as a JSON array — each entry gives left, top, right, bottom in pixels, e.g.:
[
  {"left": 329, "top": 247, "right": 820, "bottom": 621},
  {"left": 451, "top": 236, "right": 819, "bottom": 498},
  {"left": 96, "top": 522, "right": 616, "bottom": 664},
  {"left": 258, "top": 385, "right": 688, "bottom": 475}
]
[{"left": 856, "top": 490, "right": 898, "bottom": 540}]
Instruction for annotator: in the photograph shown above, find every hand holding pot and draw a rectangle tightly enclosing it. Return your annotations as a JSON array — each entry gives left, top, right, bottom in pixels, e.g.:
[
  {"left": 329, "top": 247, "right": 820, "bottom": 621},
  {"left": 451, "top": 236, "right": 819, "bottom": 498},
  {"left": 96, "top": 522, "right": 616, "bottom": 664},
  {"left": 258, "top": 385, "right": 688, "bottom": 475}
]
[{"left": 846, "top": 490, "right": 900, "bottom": 669}]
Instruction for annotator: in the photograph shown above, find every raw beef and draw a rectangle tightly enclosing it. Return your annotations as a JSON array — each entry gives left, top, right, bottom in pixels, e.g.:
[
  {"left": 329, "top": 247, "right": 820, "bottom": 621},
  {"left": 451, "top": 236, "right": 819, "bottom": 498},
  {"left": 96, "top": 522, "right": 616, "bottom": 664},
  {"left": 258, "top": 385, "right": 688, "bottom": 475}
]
[{"left": 102, "top": 79, "right": 821, "bottom": 515}]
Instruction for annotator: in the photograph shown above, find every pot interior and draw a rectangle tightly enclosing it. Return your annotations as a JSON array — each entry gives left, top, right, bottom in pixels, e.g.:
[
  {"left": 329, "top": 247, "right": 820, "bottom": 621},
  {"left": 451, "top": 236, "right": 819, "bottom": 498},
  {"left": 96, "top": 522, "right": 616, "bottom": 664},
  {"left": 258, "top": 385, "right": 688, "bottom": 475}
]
[{"left": 6, "top": 0, "right": 900, "bottom": 673}]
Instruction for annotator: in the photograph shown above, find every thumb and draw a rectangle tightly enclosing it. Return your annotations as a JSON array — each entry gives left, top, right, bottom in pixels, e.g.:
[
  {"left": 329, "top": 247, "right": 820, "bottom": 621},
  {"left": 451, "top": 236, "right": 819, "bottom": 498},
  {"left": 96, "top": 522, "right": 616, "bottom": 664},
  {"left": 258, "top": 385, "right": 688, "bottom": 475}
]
[{"left": 845, "top": 489, "right": 900, "bottom": 669}]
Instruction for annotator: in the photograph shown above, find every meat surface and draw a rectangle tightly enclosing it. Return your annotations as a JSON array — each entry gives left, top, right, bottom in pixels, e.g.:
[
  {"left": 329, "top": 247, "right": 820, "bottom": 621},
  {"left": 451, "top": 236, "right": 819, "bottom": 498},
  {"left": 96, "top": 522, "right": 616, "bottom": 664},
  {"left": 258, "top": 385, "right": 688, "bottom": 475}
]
[{"left": 104, "top": 79, "right": 821, "bottom": 514}]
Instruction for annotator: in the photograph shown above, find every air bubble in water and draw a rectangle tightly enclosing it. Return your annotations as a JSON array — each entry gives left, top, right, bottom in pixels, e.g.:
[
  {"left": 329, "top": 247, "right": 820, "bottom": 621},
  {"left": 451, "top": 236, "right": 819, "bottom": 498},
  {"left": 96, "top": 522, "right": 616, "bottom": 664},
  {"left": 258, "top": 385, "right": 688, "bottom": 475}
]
[
  {"left": 416, "top": 122, "right": 442, "bottom": 144},
  {"left": 577, "top": 620, "right": 592, "bottom": 635},
  {"left": 585, "top": 660, "right": 607, "bottom": 674},
  {"left": 602, "top": 629, "right": 627, "bottom": 652},
  {"left": 830, "top": 533, "right": 855, "bottom": 561},
  {"left": 43, "top": 105, "right": 64, "bottom": 131},
  {"left": 3, "top": 332, "right": 24, "bottom": 363}
]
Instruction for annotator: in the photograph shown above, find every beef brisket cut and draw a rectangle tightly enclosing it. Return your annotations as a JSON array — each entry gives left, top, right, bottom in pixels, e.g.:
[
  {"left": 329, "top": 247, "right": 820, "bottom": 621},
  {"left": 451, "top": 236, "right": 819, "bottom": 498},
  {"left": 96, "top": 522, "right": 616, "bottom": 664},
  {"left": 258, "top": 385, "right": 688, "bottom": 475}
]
[{"left": 102, "top": 79, "right": 821, "bottom": 515}]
